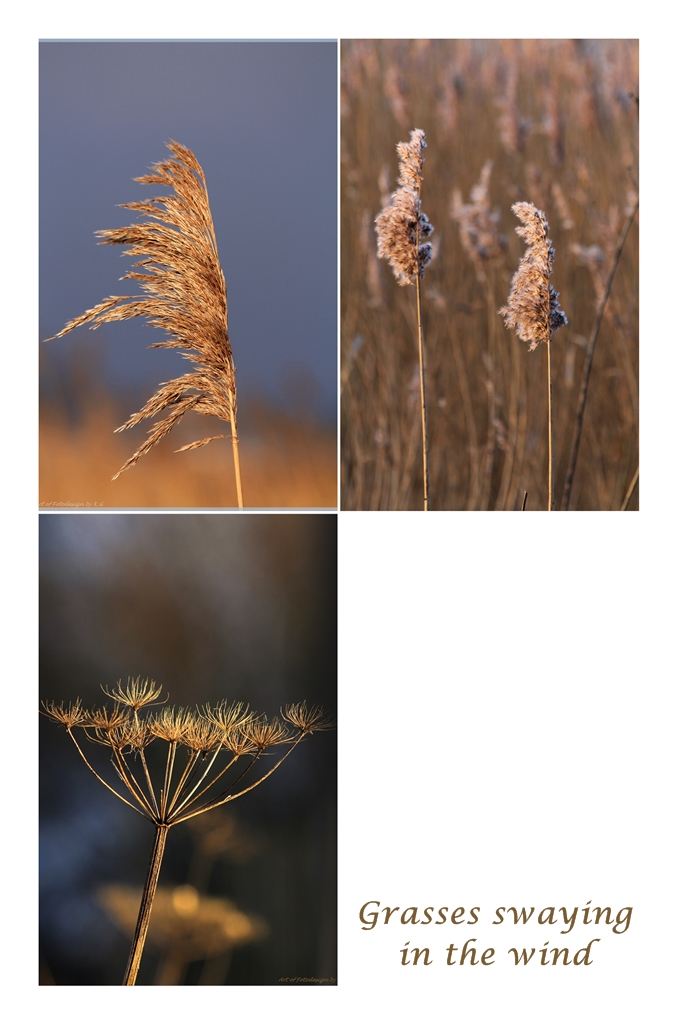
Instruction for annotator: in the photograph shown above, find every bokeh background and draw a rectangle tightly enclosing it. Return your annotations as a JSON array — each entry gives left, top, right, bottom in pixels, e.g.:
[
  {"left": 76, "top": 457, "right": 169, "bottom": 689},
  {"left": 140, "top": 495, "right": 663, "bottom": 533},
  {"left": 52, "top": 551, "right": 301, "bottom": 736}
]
[
  {"left": 40, "top": 41, "right": 337, "bottom": 508},
  {"left": 341, "top": 39, "right": 638, "bottom": 510},
  {"left": 39, "top": 513, "right": 336, "bottom": 985}
]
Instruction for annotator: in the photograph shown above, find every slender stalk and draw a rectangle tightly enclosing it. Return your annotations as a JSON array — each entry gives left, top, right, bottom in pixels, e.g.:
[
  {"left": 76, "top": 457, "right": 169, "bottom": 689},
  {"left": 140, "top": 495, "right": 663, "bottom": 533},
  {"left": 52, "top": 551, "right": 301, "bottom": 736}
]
[
  {"left": 167, "top": 753, "right": 240, "bottom": 821},
  {"left": 561, "top": 199, "right": 639, "bottom": 511},
  {"left": 229, "top": 399, "right": 244, "bottom": 508},
  {"left": 67, "top": 730, "right": 146, "bottom": 817},
  {"left": 521, "top": 490, "right": 528, "bottom": 511},
  {"left": 174, "top": 742, "right": 301, "bottom": 825},
  {"left": 160, "top": 741, "right": 177, "bottom": 819},
  {"left": 110, "top": 747, "right": 157, "bottom": 819},
  {"left": 167, "top": 744, "right": 225, "bottom": 820},
  {"left": 123, "top": 824, "right": 169, "bottom": 986},
  {"left": 415, "top": 256, "right": 430, "bottom": 511},
  {"left": 165, "top": 749, "right": 200, "bottom": 817},
  {"left": 547, "top": 336, "right": 553, "bottom": 511},
  {"left": 620, "top": 465, "right": 639, "bottom": 511},
  {"left": 138, "top": 750, "right": 160, "bottom": 819}
]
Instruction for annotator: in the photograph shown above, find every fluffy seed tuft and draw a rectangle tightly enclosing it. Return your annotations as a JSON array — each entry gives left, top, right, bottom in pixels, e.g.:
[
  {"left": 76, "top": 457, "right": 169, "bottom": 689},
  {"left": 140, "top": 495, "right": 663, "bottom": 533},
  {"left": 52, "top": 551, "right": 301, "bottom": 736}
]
[
  {"left": 499, "top": 202, "right": 568, "bottom": 350},
  {"left": 375, "top": 129, "right": 434, "bottom": 286}
]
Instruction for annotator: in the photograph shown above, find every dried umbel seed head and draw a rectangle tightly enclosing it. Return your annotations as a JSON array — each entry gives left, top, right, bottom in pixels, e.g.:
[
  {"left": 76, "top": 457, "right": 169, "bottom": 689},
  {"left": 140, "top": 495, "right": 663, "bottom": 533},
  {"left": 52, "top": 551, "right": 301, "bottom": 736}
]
[
  {"left": 242, "top": 716, "right": 291, "bottom": 752},
  {"left": 499, "top": 202, "right": 568, "bottom": 350},
  {"left": 202, "top": 700, "right": 253, "bottom": 737},
  {"left": 148, "top": 705, "right": 197, "bottom": 744},
  {"left": 282, "top": 701, "right": 333, "bottom": 736},
  {"left": 101, "top": 677, "right": 165, "bottom": 711},
  {"left": 40, "top": 698, "right": 88, "bottom": 730},
  {"left": 375, "top": 129, "right": 434, "bottom": 286}
]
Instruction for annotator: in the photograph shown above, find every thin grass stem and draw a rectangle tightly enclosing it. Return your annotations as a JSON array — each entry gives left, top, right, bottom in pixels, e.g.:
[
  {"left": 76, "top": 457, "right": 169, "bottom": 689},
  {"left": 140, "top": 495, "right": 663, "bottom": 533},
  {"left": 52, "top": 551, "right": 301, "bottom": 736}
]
[
  {"left": 620, "top": 465, "right": 639, "bottom": 511},
  {"left": 415, "top": 254, "right": 430, "bottom": 511},
  {"left": 547, "top": 337, "right": 553, "bottom": 511},
  {"left": 561, "top": 198, "right": 639, "bottom": 511},
  {"left": 229, "top": 401, "right": 244, "bottom": 508}
]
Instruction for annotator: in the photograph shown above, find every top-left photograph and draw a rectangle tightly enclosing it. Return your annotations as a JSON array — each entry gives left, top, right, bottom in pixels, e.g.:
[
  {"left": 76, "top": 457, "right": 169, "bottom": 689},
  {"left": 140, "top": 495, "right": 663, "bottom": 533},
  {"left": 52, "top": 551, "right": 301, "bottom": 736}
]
[{"left": 40, "top": 41, "right": 337, "bottom": 509}]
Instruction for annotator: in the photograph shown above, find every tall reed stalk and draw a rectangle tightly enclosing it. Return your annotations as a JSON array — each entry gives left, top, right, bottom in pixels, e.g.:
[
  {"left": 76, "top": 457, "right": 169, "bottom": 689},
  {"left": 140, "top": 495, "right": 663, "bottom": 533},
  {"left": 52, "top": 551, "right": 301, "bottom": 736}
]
[
  {"left": 375, "top": 129, "right": 434, "bottom": 510},
  {"left": 561, "top": 196, "right": 639, "bottom": 511},
  {"left": 499, "top": 203, "right": 567, "bottom": 510},
  {"left": 41, "top": 678, "right": 330, "bottom": 984},
  {"left": 45, "top": 142, "right": 244, "bottom": 506}
]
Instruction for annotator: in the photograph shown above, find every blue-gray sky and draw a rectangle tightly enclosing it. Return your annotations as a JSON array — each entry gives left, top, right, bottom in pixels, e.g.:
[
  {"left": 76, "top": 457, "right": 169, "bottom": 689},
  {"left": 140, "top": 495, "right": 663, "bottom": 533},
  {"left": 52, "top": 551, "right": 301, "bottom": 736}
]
[{"left": 40, "top": 41, "right": 337, "bottom": 420}]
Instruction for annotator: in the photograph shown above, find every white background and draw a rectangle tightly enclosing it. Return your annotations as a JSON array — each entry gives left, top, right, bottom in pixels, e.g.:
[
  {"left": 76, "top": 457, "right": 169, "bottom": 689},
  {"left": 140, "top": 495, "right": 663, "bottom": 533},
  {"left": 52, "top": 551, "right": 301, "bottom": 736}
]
[{"left": 7, "top": 2, "right": 674, "bottom": 1021}]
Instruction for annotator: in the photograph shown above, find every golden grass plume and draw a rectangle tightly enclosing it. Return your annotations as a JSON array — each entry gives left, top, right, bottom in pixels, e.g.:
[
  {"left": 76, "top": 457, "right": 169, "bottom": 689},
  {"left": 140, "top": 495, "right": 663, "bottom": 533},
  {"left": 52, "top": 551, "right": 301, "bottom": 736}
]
[
  {"left": 375, "top": 128, "right": 434, "bottom": 285},
  {"left": 45, "top": 141, "right": 243, "bottom": 500},
  {"left": 499, "top": 201, "right": 568, "bottom": 349}
]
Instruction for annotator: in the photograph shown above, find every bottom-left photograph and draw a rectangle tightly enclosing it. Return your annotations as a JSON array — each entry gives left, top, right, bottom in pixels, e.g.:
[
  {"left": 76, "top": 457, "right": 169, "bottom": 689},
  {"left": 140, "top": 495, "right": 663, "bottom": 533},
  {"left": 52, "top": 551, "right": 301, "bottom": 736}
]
[{"left": 39, "top": 513, "right": 336, "bottom": 986}]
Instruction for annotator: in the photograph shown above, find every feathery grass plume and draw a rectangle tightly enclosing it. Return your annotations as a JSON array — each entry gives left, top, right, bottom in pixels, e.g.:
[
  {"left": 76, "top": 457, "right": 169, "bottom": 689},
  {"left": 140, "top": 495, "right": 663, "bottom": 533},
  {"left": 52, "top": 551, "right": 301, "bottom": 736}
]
[
  {"left": 45, "top": 141, "right": 245, "bottom": 506},
  {"left": 499, "top": 202, "right": 567, "bottom": 350},
  {"left": 500, "top": 202, "right": 567, "bottom": 510},
  {"left": 375, "top": 129, "right": 433, "bottom": 285},
  {"left": 41, "top": 680, "right": 331, "bottom": 985},
  {"left": 451, "top": 160, "right": 505, "bottom": 284},
  {"left": 374, "top": 128, "right": 434, "bottom": 509}
]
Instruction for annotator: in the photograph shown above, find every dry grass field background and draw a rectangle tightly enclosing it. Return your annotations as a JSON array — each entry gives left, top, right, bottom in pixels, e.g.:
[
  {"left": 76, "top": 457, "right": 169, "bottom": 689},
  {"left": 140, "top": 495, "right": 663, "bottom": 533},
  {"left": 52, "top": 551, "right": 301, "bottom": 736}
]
[
  {"left": 341, "top": 39, "right": 639, "bottom": 510},
  {"left": 40, "top": 345, "right": 337, "bottom": 509}
]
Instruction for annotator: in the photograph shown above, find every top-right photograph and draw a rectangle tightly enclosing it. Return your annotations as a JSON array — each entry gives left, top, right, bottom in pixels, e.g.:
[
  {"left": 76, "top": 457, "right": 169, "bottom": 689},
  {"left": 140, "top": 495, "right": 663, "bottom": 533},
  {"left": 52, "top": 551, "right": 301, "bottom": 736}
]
[{"left": 341, "top": 39, "right": 638, "bottom": 511}]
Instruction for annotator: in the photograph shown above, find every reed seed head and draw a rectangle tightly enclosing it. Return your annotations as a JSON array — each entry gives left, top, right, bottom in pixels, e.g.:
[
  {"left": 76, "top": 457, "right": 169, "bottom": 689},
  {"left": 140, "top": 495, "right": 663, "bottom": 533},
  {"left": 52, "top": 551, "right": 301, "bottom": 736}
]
[
  {"left": 499, "top": 202, "right": 568, "bottom": 350},
  {"left": 375, "top": 128, "right": 434, "bottom": 286},
  {"left": 45, "top": 141, "right": 238, "bottom": 479}
]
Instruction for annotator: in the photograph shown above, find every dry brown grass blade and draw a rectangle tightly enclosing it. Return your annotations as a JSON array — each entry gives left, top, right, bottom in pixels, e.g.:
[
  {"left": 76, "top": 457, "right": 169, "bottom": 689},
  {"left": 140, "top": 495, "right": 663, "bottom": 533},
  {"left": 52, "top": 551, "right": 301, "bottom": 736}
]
[{"left": 45, "top": 140, "right": 244, "bottom": 504}]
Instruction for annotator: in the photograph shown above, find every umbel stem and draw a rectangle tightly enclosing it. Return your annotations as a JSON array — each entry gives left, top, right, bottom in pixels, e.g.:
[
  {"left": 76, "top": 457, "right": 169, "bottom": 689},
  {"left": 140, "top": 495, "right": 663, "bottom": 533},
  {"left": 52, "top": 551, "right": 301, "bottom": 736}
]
[{"left": 123, "top": 824, "right": 169, "bottom": 985}]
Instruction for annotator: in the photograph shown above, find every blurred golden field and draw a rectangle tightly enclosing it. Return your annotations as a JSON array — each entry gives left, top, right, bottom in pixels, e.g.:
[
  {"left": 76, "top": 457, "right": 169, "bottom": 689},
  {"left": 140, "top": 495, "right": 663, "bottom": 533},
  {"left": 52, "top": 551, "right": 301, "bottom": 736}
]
[
  {"left": 40, "top": 355, "right": 337, "bottom": 509},
  {"left": 341, "top": 39, "right": 639, "bottom": 510}
]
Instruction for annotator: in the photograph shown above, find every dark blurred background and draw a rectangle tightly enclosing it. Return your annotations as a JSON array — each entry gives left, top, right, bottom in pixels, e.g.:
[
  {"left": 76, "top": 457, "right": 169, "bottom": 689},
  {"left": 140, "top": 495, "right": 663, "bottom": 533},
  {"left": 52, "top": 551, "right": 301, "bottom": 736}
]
[
  {"left": 39, "top": 513, "right": 336, "bottom": 985},
  {"left": 40, "top": 40, "right": 337, "bottom": 419}
]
